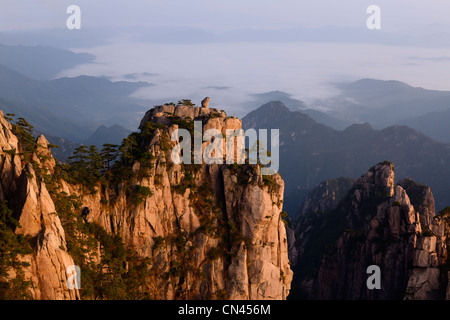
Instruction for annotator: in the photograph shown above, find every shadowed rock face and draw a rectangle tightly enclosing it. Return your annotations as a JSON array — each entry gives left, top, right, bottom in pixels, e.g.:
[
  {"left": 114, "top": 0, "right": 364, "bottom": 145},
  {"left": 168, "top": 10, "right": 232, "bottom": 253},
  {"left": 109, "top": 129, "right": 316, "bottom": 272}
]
[
  {"left": 292, "top": 161, "right": 450, "bottom": 300},
  {"left": 0, "top": 106, "right": 292, "bottom": 300}
]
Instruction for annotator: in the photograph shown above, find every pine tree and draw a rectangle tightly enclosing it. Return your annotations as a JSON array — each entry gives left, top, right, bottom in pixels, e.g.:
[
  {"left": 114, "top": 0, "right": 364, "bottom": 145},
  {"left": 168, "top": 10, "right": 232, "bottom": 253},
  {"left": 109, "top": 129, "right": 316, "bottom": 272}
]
[
  {"left": 11, "top": 117, "right": 37, "bottom": 162},
  {"left": 119, "top": 135, "right": 138, "bottom": 166},
  {"left": 177, "top": 99, "right": 195, "bottom": 106},
  {"left": 69, "top": 145, "right": 90, "bottom": 168},
  {"left": 87, "top": 145, "right": 102, "bottom": 178},
  {"left": 68, "top": 145, "right": 90, "bottom": 185},
  {"left": 101, "top": 144, "right": 119, "bottom": 171}
]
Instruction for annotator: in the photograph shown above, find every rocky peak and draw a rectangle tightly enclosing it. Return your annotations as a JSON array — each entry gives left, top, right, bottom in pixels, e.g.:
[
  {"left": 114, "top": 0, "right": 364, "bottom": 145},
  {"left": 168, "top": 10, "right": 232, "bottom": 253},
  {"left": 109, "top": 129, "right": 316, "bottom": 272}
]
[
  {"left": 138, "top": 103, "right": 243, "bottom": 168},
  {"left": 336, "top": 161, "right": 397, "bottom": 232},
  {"left": 0, "top": 110, "right": 20, "bottom": 152},
  {"left": 398, "top": 177, "right": 435, "bottom": 226},
  {"left": 298, "top": 177, "right": 355, "bottom": 217},
  {"left": 0, "top": 103, "right": 292, "bottom": 300},
  {"left": 201, "top": 97, "right": 210, "bottom": 108},
  {"left": 139, "top": 103, "right": 227, "bottom": 129},
  {"left": 292, "top": 161, "right": 449, "bottom": 300},
  {"left": 0, "top": 111, "right": 77, "bottom": 299},
  {"left": 86, "top": 103, "right": 291, "bottom": 299},
  {"left": 0, "top": 112, "right": 22, "bottom": 199},
  {"left": 353, "top": 161, "right": 396, "bottom": 200},
  {"left": 35, "top": 134, "right": 56, "bottom": 173}
]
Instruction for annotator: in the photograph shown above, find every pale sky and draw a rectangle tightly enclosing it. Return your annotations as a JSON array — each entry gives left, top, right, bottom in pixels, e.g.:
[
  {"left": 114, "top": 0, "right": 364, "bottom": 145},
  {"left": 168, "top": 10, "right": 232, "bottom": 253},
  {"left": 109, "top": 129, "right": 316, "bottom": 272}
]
[{"left": 0, "top": 0, "right": 449, "bottom": 31}]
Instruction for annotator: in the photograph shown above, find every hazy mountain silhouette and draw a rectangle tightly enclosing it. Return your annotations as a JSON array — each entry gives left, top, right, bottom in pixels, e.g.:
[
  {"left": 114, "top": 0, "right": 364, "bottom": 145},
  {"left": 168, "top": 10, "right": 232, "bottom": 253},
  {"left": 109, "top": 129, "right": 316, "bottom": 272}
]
[
  {"left": 32, "top": 124, "right": 132, "bottom": 162},
  {"left": 0, "top": 96, "right": 90, "bottom": 142},
  {"left": 0, "top": 28, "right": 115, "bottom": 48},
  {"left": 312, "top": 79, "right": 450, "bottom": 141},
  {"left": 0, "top": 43, "right": 94, "bottom": 80},
  {"left": 399, "top": 108, "right": 450, "bottom": 143},
  {"left": 84, "top": 124, "right": 132, "bottom": 149},
  {"left": 249, "top": 91, "right": 352, "bottom": 130},
  {"left": 243, "top": 101, "right": 450, "bottom": 216},
  {"left": 0, "top": 64, "right": 151, "bottom": 140},
  {"left": 3, "top": 25, "right": 450, "bottom": 48}
]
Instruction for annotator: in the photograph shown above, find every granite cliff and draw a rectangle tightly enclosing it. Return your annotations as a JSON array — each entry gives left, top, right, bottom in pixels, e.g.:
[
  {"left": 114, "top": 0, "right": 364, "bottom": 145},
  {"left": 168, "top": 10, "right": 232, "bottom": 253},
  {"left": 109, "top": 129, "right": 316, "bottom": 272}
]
[
  {"left": 291, "top": 162, "right": 450, "bottom": 299},
  {"left": 0, "top": 103, "right": 292, "bottom": 300}
]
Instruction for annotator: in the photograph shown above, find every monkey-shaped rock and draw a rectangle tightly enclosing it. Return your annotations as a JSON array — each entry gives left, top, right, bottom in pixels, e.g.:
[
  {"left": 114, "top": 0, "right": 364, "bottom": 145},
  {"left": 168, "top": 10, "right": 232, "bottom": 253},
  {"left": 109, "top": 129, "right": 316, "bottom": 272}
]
[{"left": 201, "top": 97, "right": 210, "bottom": 108}]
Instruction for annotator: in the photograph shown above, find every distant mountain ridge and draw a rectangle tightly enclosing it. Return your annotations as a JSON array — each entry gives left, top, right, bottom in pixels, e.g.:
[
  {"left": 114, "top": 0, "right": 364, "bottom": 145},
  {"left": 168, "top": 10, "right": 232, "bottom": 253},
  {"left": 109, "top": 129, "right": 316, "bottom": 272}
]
[
  {"left": 242, "top": 101, "right": 450, "bottom": 215},
  {"left": 399, "top": 108, "right": 450, "bottom": 143},
  {"left": 0, "top": 64, "right": 150, "bottom": 141},
  {"left": 3, "top": 25, "right": 450, "bottom": 48},
  {"left": 33, "top": 124, "right": 131, "bottom": 162},
  {"left": 248, "top": 90, "right": 352, "bottom": 130},
  {"left": 84, "top": 124, "right": 132, "bottom": 149},
  {"left": 313, "top": 78, "right": 450, "bottom": 142},
  {"left": 0, "top": 43, "right": 94, "bottom": 80}
]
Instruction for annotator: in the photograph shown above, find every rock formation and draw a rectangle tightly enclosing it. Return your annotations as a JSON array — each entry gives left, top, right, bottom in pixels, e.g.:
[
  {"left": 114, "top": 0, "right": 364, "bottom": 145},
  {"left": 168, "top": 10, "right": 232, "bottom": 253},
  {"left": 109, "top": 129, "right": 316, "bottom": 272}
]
[
  {"left": 201, "top": 97, "right": 210, "bottom": 108},
  {"left": 298, "top": 177, "right": 355, "bottom": 217},
  {"left": 0, "top": 111, "right": 78, "bottom": 299},
  {"left": 3, "top": 101, "right": 449, "bottom": 300},
  {"left": 0, "top": 104, "right": 292, "bottom": 300},
  {"left": 292, "top": 161, "right": 450, "bottom": 299}
]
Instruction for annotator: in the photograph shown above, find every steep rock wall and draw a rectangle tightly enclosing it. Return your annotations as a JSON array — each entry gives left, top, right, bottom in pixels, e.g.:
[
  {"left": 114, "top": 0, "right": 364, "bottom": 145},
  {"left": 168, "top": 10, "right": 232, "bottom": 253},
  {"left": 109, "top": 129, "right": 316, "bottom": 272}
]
[{"left": 0, "top": 105, "right": 292, "bottom": 300}]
